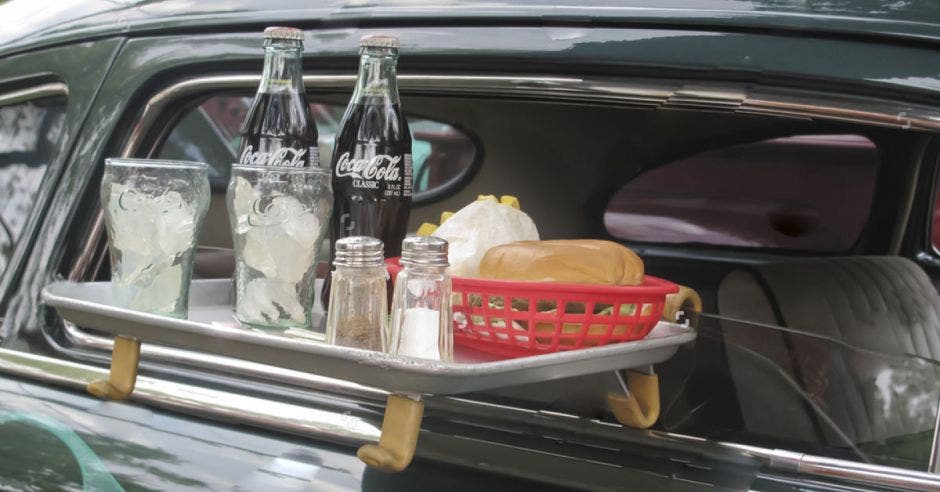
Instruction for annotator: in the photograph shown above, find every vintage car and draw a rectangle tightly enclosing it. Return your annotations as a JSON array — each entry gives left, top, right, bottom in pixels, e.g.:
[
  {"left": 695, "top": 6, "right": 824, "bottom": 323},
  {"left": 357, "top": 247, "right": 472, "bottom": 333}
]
[{"left": 3, "top": 0, "right": 940, "bottom": 490}]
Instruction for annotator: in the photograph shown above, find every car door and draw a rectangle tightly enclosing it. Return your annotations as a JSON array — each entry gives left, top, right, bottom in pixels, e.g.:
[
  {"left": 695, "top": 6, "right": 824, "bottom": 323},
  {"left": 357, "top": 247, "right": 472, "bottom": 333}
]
[{"left": 8, "top": 18, "right": 940, "bottom": 492}]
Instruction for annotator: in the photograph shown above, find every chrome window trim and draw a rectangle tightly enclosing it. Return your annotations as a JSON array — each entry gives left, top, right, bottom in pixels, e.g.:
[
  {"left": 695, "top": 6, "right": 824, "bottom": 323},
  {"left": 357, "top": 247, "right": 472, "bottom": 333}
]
[
  {"left": 38, "top": 72, "right": 940, "bottom": 489},
  {"left": 0, "top": 82, "right": 68, "bottom": 107}
]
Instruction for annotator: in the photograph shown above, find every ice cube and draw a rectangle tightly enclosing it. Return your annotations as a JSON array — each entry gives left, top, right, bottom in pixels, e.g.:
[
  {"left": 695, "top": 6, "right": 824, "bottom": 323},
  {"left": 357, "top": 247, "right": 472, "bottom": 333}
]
[
  {"left": 108, "top": 184, "right": 157, "bottom": 257},
  {"left": 241, "top": 228, "right": 279, "bottom": 278},
  {"left": 154, "top": 190, "right": 197, "bottom": 256},
  {"left": 238, "top": 277, "right": 306, "bottom": 325},
  {"left": 108, "top": 185, "right": 197, "bottom": 260},
  {"left": 232, "top": 176, "right": 258, "bottom": 220},
  {"left": 281, "top": 198, "right": 320, "bottom": 248},
  {"left": 239, "top": 194, "right": 320, "bottom": 284},
  {"left": 128, "top": 263, "right": 183, "bottom": 314},
  {"left": 117, "top": 250, "right": 167, "bottom": 286}
]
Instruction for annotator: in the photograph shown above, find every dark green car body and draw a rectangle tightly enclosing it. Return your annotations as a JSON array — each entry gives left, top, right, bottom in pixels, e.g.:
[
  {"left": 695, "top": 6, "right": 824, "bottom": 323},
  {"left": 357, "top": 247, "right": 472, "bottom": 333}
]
[{"left": 5, "top": 1, "right": 940, "bottom": 490}]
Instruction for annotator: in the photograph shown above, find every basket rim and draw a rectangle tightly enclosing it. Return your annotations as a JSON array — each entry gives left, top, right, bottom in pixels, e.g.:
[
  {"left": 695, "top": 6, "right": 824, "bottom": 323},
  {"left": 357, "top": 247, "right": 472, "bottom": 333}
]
[
  {"left": 385, "top": 257, "right": 678, "bottom": 296},
  {"left": 453, "top": 274, "right": 678, "bottom": 296}
]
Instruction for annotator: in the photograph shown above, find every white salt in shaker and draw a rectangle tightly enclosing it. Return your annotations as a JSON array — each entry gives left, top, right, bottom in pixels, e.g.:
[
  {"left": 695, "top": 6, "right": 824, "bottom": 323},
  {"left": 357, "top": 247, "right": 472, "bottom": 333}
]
[{"left": 389, "top": 236, "right": 453, "bottom": 361}]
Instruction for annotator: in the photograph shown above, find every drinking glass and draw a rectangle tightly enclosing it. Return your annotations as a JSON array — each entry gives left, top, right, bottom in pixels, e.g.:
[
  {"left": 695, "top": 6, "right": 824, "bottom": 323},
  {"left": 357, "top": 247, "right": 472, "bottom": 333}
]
[
  {"left": 227, "top": 164, "right": 332, "bottom": 329},
  {"left": 100, "top": 158, "right": 210, "bottom": 318}
]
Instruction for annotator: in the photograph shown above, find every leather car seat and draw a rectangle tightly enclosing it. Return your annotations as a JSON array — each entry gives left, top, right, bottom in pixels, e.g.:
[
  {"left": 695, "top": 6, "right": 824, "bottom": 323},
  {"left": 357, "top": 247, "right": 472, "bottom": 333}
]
[{"left": 717, "top": 256, "right": 940, "bottom": 447}]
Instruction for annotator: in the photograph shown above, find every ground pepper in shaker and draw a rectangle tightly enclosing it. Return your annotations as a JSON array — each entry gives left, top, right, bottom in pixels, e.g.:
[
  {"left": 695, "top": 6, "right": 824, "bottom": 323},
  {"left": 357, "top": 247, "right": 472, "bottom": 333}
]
[
  {"left": 325, "top": 236, "right": 388, "bottom": 351},
  {"left": 389, "top": 236, "right": 453, "bottom": 361}
]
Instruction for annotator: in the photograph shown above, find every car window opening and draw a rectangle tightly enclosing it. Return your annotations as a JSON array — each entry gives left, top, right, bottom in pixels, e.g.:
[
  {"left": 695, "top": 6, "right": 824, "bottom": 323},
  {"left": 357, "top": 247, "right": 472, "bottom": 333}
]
[{"left": 51, "top": 72, "right": 940, "bottom": 479}]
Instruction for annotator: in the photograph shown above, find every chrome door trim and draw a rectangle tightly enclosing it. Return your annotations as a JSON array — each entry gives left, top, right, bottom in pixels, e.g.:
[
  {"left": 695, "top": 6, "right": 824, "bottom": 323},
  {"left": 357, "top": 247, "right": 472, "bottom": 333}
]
[
  {"left": 0, "top": 347, "right": 381, "bottom": 444},
  {"left": 3, "top": 346, "right": 940, "bottom": 492},
  {"left": 0, "top": 82, "right": 68, "bottom": 107},
  {"left": 46, "top": 72, "right": 940, "bottom": 489},
  {"left": 124, "top": 75, "right": 940, "bottom": 155}
]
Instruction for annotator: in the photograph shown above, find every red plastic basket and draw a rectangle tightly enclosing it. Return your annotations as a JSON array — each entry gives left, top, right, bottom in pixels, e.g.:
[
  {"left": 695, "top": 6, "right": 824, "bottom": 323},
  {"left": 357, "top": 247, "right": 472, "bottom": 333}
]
[{"left": 386, "top": 258, "right": 678, "bottom": 359}]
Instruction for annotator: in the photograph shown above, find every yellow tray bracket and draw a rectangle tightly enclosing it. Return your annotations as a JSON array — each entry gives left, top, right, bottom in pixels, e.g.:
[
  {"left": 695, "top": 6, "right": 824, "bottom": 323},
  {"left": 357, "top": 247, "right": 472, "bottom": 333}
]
[
  {"left": 607, "top": 370, "right": 660, "bottom": 429},
  {"left": 87, "top": 335, "right": 141, "bottom": 400},
  {"left": 608, "top": 285, "right": 701, "bottom": 429},
  {"left": 357, "top": 393, "right": 425, "bottom": 472}
]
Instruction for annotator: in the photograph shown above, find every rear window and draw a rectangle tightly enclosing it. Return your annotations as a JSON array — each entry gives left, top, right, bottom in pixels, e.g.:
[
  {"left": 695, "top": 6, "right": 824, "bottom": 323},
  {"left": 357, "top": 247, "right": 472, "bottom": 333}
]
[{"left": 604, "top": 134, "right": 878, "bottom": 251}]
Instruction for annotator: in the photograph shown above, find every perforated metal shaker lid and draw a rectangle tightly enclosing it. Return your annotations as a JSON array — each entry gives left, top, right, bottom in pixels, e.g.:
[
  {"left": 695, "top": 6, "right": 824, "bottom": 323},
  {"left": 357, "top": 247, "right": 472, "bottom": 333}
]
[
  {"left": 400, "top": 236, "right": 449, "bottom": 267},
  {"left": 334, "top": 236, "right": 385, "bottom": 267}
]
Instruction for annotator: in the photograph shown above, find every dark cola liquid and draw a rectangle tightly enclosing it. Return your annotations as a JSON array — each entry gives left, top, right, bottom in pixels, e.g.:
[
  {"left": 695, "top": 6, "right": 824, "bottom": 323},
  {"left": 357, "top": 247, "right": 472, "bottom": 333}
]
[
  {"left": 238, "top": 92, "right": 319, "bottom": 167},
  {"left": 330, "top": 102, "right": 412, "bottom": 256},
  {"left": 321, "top": 102, "right": 412, "bottom": 307}
]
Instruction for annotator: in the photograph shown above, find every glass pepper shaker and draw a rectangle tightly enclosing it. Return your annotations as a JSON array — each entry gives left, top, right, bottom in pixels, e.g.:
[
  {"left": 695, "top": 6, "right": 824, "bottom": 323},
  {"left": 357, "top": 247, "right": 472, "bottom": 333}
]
[
  {"left": 325, "top": 236, "right": 388, "bottom": 351},
  {"left": 389, "top": 236, "right": 453, "bottom": 362}
]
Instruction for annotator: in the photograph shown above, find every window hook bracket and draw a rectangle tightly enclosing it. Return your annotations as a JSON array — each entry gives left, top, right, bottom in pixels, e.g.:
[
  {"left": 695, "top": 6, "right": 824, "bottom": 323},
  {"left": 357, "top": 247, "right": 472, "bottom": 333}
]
[{"left": 87, "top": 335, "right": 140, "bottom": 400}]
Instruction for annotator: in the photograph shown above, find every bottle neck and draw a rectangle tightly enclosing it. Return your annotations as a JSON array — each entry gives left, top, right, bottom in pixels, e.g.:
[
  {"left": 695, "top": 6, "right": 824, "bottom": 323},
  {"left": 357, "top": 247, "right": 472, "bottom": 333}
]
[
  {"left": 258, "top": 40, "right": 305, "bottom": 94},
  {"left": 351, "top": 46, "right": 400, "bottom": 105}
]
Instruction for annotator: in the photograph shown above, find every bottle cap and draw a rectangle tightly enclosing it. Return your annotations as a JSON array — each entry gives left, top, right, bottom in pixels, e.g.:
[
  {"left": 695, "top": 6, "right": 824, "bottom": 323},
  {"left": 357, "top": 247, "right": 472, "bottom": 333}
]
[
  {"left": 334, "top": 236, "right": 385, "bottom": 267},
  {"left": 401, "top": 236, "right": 449, "bottom": 267},
  {"left": 264, "top": 26, "right": 304, "bottom": 41},
  {"left": 360, "top": 34, "right": 400, "bottom": 49}
]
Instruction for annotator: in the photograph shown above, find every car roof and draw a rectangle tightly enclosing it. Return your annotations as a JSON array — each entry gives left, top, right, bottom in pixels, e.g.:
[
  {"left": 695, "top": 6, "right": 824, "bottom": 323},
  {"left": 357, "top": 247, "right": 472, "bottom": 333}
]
[{"left": 4, "top": 0, "right": 940, "bottom": 57}]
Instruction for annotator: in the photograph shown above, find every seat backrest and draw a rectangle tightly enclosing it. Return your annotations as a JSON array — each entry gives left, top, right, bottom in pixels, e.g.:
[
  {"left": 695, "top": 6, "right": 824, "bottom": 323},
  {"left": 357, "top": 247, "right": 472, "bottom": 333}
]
[{"left": 717, "top": 256, "right": 940, "bottom": 446}]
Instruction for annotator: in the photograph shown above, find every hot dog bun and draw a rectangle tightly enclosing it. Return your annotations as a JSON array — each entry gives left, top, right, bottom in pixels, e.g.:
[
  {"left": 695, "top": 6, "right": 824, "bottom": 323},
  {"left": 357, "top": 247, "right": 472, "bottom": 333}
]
[{"left": 478, "top": 239, "right": 644, "bottom": 285}]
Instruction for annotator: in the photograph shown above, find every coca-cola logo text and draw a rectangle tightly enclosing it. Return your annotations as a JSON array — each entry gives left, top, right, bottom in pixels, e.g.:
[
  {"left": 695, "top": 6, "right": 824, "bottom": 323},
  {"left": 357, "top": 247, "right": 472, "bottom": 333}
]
[
  {"left": 334, "top": 152, "right": 402, "bottom": 181},
  {"left": 239, "top": 145, "right": 307, "bottom": 167}
]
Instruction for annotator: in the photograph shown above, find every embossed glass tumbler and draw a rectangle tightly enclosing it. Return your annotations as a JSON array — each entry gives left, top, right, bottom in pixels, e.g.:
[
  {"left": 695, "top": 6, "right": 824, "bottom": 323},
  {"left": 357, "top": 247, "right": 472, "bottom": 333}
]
[
  {"left": 101, "top": 158, "right": 210, "bottom": 318},
  {"left": 227, "top": 164, "right": 333, "bottom": 329}
]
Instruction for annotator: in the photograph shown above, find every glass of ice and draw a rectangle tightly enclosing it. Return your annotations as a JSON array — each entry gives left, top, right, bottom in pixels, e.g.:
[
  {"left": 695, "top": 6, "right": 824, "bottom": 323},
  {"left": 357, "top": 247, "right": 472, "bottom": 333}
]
[
  {"left": 100, "top": 158, "right": 210, "bottom": 318},
  {"left": 227, "top": 165, "right": 332, "bottom": 329}
]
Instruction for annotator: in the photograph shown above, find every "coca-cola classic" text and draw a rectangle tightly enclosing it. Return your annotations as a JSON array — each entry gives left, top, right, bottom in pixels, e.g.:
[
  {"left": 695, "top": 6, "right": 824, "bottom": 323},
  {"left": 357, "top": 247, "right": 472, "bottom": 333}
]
[
  {"left": 334, "top": 152, "right": 402, "bottom": 182},
  {"left": 239, "top": 146, "right": 310, "bottom": 167}
]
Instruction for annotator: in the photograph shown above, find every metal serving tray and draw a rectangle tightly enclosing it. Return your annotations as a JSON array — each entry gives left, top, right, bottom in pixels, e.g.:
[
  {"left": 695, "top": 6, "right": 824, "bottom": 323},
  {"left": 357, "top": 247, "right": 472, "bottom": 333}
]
[{"left": 42, "top": 279, "right": 696, "bottom": 395}]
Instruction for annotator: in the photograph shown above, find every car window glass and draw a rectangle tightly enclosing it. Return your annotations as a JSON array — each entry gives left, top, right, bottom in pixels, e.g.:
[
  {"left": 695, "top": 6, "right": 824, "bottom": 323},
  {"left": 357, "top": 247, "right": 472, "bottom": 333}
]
[
  {"left": 604, "top": 134, "right": 878, "bottom": 251},
  {"left": 661, "top": 315, "right": 940, "bottom": 471},
  {"left": 0, "top": 97, "right": 66, "bottom": 275},
  {"left": 159, "top": 95, "right": 478, "bottom": 201}
]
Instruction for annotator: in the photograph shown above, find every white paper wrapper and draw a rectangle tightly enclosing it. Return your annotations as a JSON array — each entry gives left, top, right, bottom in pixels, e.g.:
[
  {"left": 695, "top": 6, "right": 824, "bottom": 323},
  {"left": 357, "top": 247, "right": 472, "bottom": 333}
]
[{"left": 432, "top": 199, "right": 538, "bottom": 277}]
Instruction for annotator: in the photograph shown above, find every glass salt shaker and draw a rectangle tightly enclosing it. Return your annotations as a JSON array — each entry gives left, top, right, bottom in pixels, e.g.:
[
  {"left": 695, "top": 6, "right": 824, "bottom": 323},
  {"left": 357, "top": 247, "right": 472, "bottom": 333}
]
[
  {"left": 389, "top": 236, "right": 453, "bottom": 362},
  {"left": 325, "top": 236, "right": 388, "bottom": 351}
]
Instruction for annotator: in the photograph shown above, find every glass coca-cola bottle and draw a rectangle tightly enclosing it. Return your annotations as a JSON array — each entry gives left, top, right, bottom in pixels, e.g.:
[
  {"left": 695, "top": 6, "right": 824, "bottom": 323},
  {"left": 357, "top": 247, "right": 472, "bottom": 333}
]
[
  {"left": 238, "top": 26, "right": 319, "bottom": 168},
  {"left": 323, "top": 34, "right": 412, "bottom": 307},
  {"left": 331, "top": 34, "right": 412, "bottom": 254}
]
